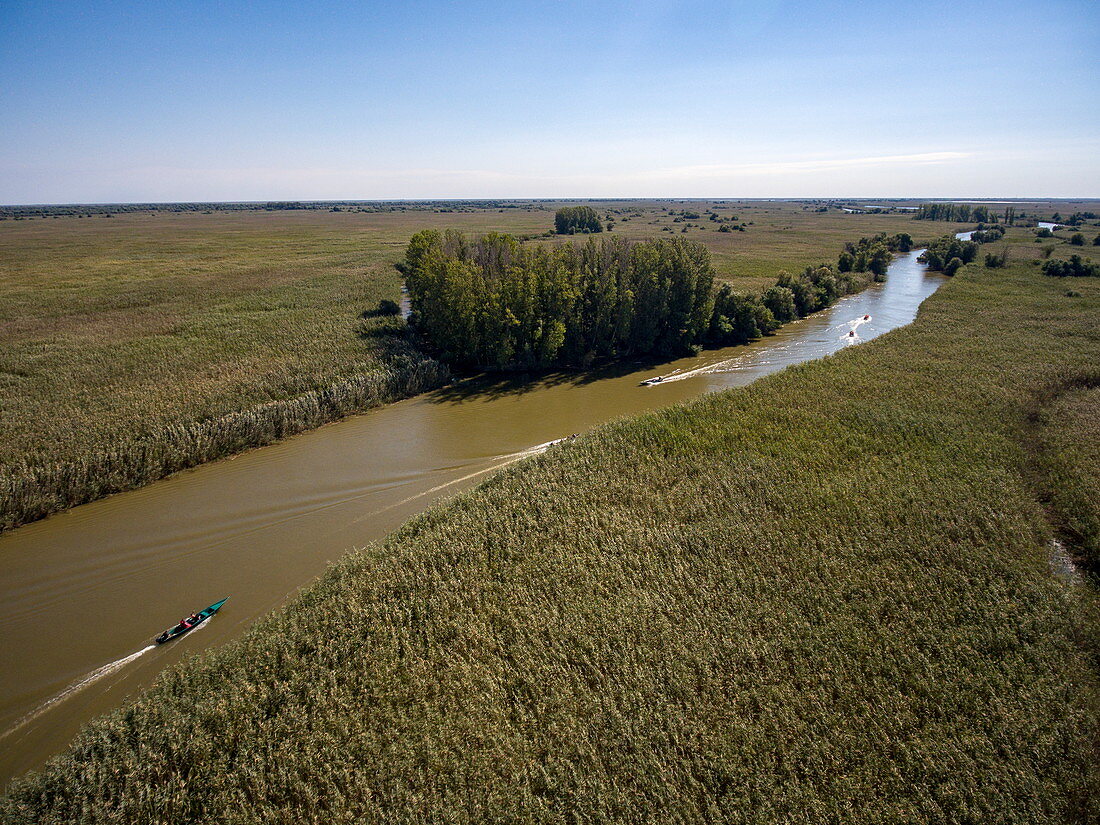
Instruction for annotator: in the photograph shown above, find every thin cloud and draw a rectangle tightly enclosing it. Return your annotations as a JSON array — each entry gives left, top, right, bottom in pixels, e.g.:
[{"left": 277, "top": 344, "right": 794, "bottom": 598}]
[{"left": 649, "top": 152, "right": 975, "bottom": 180}]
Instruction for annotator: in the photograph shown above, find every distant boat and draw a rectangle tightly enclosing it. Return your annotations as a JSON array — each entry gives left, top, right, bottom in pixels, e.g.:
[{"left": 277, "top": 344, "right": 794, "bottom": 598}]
[
  {"left": 640, "top": 376, "right": 665, "bottom": 386},
  {"left": 155, "top": 597, "right": 229, "bottom": 644}
]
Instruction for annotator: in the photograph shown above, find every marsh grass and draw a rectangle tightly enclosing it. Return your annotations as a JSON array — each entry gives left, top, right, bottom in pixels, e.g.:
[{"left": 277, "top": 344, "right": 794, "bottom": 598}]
[
  {"left": 3, "top": 258, "right": 1098, "bottom": 823},
  {"left": 1033, "top": 380, "right": 1100, "bottom": 577}
]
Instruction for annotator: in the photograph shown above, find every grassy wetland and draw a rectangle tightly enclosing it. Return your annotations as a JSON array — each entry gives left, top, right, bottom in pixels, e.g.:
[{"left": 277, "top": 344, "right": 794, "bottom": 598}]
[
  {"left": 0, "top": 201, "right": 962, "bottom": 530},
  {"left": 3, "top": 234, "right": 1098, "bottom": 822},
  {"left": 1038, "top": 383, "right": 1100, "bottom": 577}
]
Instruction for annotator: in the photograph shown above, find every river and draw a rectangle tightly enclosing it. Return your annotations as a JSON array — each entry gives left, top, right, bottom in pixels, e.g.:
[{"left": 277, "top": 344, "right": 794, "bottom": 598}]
[{"left": 0, "top": 248, "right": 948, "bottom": 786}]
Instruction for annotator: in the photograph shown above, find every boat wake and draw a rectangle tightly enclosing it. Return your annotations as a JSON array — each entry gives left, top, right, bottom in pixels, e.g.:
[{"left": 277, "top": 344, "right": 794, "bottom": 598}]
[
  {"left": 640, "top": 350, "right": 781, "bottom": 386},
  {"left": 0, "top": 613, "right": 220, "bottom": 744},
  {"left": 0, "top": 644, "right": 156, "bottom": 745},
  {"left": 519, "top": 435, "right": 575, "bottom": 455},
  {"left": 836, "top": 315, "right": 872, "bottom": 345},
  {"left": 351, "top": 437, "right": 576, "bottom": 525}
]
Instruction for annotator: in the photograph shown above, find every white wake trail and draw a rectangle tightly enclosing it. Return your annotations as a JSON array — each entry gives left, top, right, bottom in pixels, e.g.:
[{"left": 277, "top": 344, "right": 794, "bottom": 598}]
[
  {"left": 641, "top": 351, "right": 771, "bottom": 386},
  {"left": 837, "top": 315, "right": 872, "bottom": 333},
  {"left": 351, "top": 437, "right": 576, "bottom": 526},
  {"left": 0, "top": 644, "right": 157, "bottom": 743},
  {"left": 0, "top": 612, "right": 223, "bottom": 743},
  {"left": 838, "top": 315, "right": 872, "bottom": 344}
]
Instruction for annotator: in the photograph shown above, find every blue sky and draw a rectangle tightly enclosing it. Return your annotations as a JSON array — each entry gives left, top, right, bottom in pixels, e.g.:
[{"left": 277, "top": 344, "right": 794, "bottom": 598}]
[{"left": 1, "top": 0, "right": 1097, "bottom": 202}]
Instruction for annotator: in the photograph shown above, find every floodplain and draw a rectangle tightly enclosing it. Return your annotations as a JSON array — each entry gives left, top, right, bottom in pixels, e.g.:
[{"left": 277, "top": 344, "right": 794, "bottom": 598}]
[{"left": 2, "top": 203, "right": 1099, "bottom": 822}]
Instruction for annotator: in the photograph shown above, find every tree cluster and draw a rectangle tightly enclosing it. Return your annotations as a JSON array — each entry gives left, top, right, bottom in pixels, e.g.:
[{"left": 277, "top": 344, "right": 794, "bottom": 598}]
[
  {"left": 917, "top": 235, "right": 979, "bottom": 275},
  {"left": 970, "top": 225, "right": 1005, "bottom": 244},
  {"left": 1042, "top": 255, "right": 1100, "bottom": 278},
  {"left": 554, "top": 206, "right": 603, "bottom": 235},
  {"left": 400, "top": 232, "right": 712, "bottom": 369},
  {"left": 837, "top": 233, "right": 912, "bottom": 277},
  {"left": 1063, "top": 211, "right": 1097, "bottom": 225},
  {"left": 400, "top": 231, "right": 885, "bottom": 371},
  {"left": 778, "top": 264, "right": 879, "bottom": 316},
  {"left": 914, "top": 203, "right": 996, "bottom": 223}
]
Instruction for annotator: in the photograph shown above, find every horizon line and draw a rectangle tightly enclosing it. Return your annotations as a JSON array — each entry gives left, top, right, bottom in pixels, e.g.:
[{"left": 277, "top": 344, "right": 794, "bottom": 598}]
[{"left": 3, "top": 196, "right": 1095, "bottom": 209}]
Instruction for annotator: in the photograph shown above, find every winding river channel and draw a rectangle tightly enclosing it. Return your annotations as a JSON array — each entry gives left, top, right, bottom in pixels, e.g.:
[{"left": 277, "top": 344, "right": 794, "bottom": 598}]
[{"left": 0, "top": 246, "right": 950, "bottom": 786}]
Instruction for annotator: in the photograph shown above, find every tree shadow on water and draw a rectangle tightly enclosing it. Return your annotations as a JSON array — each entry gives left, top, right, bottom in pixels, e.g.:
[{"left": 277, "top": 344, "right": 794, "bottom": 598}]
[{"left": 423, "top": 355, "right": 681, "bottom": 405}]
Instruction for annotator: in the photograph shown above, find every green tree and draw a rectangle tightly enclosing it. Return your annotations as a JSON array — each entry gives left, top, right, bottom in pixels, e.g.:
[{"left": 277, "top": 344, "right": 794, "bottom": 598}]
[{"left": 762, "top": 285, "right": 797, "bottom": 323}]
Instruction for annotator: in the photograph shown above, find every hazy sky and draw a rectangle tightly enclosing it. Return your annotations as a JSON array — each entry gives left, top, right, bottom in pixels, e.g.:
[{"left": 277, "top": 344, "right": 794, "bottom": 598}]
[{"left": 2, "top": 0, "right": 1097, "bottom": 203}]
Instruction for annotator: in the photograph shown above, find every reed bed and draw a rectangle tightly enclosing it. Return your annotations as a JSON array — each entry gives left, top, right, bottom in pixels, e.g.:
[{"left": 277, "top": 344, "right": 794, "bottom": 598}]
[
  {"left": 2, "top": 257, "right": 1097, "bottom": 823},
  {"left": 1034, "top": 379, "right": 1100, "bottom": 577},
  {"left": 0, "top": 353, "right": 449, "bottom": 530}
]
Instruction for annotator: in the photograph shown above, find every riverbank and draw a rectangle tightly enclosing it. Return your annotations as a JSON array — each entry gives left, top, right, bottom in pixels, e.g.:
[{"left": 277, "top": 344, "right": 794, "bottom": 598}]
[
  {"left": 0, "top": 349, "right": 450, "bottom": 530},
  {"left": 4, "top": 255, "right": 1096, "bottom": 821}
]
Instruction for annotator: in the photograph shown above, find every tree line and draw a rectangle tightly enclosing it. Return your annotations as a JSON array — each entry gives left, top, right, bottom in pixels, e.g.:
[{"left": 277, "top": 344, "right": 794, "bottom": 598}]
[
  {"left": 914, "top": 203, "right": 997, "bottom": 223},
  {"left": 399, "top": 231, "right": 909, "bottom": 370}
]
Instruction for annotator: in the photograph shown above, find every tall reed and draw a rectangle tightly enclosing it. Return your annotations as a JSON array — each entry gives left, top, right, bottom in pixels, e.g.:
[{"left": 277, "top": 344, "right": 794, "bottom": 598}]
[{"left": 0, "top": 355, "right": 449, "bottom": 531}]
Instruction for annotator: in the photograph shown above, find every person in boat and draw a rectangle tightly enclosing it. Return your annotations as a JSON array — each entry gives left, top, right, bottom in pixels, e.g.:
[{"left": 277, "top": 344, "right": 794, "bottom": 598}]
[
  {"left": 863, "top": 314, "right": 870, "bottom": 320},
  {"left": 848, "top": 331, "right": 855, "bottom": 337}
]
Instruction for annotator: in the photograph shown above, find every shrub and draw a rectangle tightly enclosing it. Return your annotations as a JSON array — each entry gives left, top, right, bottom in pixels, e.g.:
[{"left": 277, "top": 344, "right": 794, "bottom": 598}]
[{"left": 1042, "top": 255, "right": 1100, "bottom": 278}]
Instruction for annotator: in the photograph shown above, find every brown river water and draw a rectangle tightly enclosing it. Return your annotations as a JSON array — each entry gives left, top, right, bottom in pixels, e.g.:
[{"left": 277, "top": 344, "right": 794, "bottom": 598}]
[{"left": 0, "top": 249, "right": 946, "bottom": 786}]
